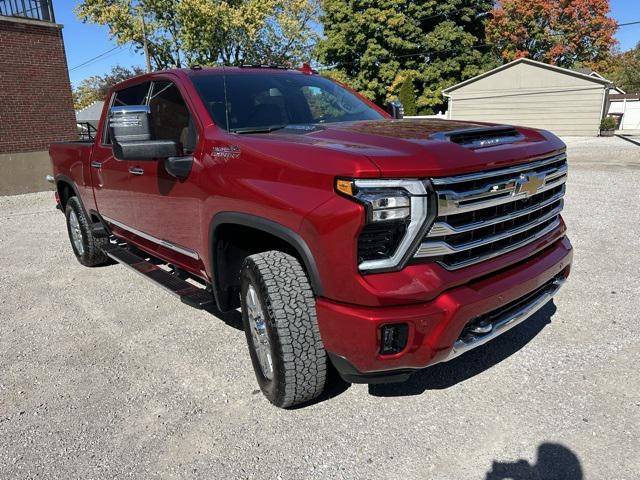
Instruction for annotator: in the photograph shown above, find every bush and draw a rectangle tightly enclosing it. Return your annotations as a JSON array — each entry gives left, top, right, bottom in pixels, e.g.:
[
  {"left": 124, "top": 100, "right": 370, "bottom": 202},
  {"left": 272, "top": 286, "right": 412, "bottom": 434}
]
[
  {"left": 600, "top": 116, "right": 617, "bottom": 131},
  {"left": 398, "top": 77, "right": 417, "bottom": 116}
]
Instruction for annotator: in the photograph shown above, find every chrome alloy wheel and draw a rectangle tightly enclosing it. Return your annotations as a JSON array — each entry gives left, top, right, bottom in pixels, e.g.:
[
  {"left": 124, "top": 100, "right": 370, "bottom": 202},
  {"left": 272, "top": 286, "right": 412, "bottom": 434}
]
[
  {"left": 68, "top": 210, "right": 85, "bottom": 256},
  {"left": 246, "top": 284, "right": 274, "bottom": 380}
]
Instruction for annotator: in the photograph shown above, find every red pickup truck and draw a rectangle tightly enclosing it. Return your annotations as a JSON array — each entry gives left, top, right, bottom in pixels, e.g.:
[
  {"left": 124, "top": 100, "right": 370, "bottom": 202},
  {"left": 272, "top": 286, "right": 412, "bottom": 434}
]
[{"left": 49, "top": 65, "right": 572, "bottom": 408}]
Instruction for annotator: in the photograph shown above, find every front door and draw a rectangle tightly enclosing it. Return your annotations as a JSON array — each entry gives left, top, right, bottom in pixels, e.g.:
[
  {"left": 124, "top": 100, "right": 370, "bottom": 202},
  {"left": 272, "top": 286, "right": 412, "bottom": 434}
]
[{"left": 127, "top": 79, "right": 203, "bottom": 266}]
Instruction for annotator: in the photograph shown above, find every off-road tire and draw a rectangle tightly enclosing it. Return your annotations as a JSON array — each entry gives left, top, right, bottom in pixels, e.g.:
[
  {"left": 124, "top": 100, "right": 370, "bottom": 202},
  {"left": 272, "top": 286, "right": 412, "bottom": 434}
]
[
  {"left": 65, "top": 196, "right": 109, "bottom": 267},
  {"left": 240, "top": 251, "right": 327, "bottom": 408}
]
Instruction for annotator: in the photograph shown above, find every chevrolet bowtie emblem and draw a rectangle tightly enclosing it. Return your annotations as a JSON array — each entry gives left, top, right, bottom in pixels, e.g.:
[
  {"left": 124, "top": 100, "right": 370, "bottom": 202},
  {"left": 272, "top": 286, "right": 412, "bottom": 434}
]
[{"left": 515, "top": 173, "right": 545, "bottom": 197}]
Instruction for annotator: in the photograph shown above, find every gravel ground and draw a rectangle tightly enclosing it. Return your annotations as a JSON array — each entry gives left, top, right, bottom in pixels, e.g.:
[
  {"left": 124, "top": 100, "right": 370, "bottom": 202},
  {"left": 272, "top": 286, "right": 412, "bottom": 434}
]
[{"left": 1, "top": 137, "right": 639, "bottom": 479}]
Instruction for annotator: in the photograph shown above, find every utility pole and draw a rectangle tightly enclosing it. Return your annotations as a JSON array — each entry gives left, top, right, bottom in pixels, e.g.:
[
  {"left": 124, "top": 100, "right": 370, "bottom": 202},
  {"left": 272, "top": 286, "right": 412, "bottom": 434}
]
[{"left": 141, "top": 12, "right": 152, "bottom": 73}]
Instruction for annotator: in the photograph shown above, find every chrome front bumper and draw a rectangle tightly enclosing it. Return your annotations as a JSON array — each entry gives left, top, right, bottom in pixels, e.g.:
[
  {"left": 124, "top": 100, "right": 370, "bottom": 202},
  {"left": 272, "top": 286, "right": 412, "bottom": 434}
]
[{"left": 439, "top": 277, "right": 566, "bottom": 363}]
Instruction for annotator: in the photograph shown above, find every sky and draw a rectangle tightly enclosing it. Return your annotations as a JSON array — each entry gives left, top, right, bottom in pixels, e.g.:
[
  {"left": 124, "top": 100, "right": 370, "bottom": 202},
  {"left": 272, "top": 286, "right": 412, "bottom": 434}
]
[{"left": 56, "top": 0, "right": 640, "bottom": 87}]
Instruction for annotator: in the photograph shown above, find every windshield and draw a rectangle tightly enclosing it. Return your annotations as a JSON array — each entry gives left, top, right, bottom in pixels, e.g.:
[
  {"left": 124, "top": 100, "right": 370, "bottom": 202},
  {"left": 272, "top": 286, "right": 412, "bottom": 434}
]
[{"left": 191, "top": 71, "right": 384, "bottom": 132}]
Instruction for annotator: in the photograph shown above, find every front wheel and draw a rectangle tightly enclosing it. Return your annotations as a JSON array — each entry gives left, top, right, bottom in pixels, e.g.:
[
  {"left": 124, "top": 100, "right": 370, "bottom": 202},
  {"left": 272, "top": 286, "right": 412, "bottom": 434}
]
[{"left": 240, "top": 251, "right": 327, "bottom": 408}]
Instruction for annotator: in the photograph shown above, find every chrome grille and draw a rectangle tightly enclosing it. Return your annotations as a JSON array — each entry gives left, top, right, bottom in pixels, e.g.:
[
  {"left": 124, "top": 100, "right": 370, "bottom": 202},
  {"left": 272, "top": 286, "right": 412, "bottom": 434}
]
[{"left": 415, "top": 153, "right": 567, "bottom": 269}]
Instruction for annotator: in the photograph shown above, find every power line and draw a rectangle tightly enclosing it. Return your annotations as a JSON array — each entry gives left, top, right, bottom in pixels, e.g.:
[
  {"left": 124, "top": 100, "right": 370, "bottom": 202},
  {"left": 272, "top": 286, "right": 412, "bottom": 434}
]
[
  {"left": 617, "top": 20, "right": 640, "bottom": 27},
  {"left": 69, "top": 45, "right": 123, "bottom": 72}
]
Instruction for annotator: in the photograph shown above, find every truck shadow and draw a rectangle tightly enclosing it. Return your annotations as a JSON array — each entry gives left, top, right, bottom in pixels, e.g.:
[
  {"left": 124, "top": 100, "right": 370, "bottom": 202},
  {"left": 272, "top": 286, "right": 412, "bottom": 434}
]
[
  {"left": 204, "top": 307, "right": 353, "bottom": 408},
  {"left": 204, "top": 305, "right": 244, "bottom": 331},
  {"left": 368, "top": 301, "right": 557, "bottom": 398},
  {"left": 486, "top": 442, "right": 582, "bottom": 479}
]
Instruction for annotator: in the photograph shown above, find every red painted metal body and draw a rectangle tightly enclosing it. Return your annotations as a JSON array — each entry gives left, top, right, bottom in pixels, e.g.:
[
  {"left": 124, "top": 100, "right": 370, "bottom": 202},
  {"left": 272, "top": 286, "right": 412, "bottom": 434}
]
[
  {"left": 49, "top": 67, "right": 573, "bottom": 376},
  {"left": 317, "top": 237, "right": 572, "bottom": 373}
]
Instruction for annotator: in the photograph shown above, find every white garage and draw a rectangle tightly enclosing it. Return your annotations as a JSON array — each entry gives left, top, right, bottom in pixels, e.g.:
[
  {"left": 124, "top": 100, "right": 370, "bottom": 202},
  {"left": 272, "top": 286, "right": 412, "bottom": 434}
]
[
  {"left": 443, "top": 58, "right": 614, "bottom": 136},
  {"left": 608, "top": 94, "right": 640, "bottom": 132}
]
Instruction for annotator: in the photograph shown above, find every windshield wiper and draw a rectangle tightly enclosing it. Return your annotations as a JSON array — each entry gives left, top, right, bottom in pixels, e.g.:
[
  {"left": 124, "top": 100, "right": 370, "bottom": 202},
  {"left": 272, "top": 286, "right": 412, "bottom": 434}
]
[{"left": 229, "top": 125, "right": 288, "bottom": 134}]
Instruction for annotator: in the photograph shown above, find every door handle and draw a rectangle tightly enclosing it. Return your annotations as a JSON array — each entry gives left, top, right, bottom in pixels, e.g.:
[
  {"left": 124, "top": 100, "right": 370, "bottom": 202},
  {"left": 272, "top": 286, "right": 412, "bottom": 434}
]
[
  {"left": 90, "top": 161, "right": 102, "bottom": 169},
  {"left": 129, "top": 167, "right": 145, "bottom": 175}
]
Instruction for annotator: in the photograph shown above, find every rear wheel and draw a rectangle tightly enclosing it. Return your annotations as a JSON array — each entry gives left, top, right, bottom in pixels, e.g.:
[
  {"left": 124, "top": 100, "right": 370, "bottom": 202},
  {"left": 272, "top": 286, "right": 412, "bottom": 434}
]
[
  {"left": 240, "top": 251, "right": 327, "bottom": 408},
  {"left": 64, "top": 196, "right": 109, "bottom": 267}
]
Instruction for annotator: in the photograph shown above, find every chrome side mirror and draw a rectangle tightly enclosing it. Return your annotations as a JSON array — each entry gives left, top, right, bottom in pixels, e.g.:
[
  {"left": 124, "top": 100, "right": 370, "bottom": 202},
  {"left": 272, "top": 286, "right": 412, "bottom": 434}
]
[{"left": 109, "top": 105, "right": 152, "bottom": 143}]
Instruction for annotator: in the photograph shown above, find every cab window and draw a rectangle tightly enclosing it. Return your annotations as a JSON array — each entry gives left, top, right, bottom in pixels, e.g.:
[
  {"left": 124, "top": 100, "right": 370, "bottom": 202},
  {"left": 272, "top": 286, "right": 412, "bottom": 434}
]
[{"left": 149, "top": 81, "right": 198, "bottom": 154}]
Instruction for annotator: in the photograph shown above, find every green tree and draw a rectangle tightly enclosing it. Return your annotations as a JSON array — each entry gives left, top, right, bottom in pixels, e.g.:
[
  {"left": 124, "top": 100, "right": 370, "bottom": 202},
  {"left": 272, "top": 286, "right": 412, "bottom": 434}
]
[
  {"left": 598, "top": 43, "right": 640, "bottom": 93},
  {"left": 316, "top": 0, "right": 498, "bottom": 112},
  {"left": 486, "top": 0, "right": 617, "bottom": 68},
  {"left": 177, "top": 0, "right": 318, "bottom": 65},
  {"left": 76, "top": 0, "right": 318, "bottom": 70},
  {"left": 397, "top": 76, "right": 417, "bottom": 116},
  {"left": 76, "top": 0, "right": 188, "bottom": 69},
  {"left": 73, "top": 65, "right": 145, "bottom": 110}
]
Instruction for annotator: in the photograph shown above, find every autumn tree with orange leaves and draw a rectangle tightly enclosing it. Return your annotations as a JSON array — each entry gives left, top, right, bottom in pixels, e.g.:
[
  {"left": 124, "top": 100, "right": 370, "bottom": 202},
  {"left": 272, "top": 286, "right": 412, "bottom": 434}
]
[{"left": 486, "top": 0, "right": 617, "bottom": 68}]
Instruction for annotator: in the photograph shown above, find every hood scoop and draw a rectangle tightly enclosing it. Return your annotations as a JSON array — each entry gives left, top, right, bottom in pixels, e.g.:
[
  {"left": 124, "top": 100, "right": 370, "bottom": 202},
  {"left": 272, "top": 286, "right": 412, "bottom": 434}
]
[{"left": 431, "top": 126, "right": 525, "bottom": 149}]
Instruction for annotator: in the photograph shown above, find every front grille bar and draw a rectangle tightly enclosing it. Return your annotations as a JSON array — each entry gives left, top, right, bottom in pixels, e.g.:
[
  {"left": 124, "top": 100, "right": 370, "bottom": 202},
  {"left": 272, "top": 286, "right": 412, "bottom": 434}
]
[
  {"left": 437, "top": 165, "right": 567, "bottom": 216},
  {"left": 415, "top": 152, "right": 568, "bottom": 270},
  {"left": 431, "top": 153, "right": 566, "bottom": 185},
  {"left": 416, "top": 211, "right": 561, "bottom": 257},
  {"left": 423, "top": 219, "right": 560, "bottom": 269},
  {"left": 428, "top": 190, "right": 564, "bottom": 237}
]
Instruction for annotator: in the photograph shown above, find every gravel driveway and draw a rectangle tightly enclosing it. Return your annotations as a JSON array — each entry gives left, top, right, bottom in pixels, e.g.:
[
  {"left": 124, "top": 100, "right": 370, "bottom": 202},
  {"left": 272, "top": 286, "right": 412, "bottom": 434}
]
[{"left": 1, "top": 137, "right": 639, "bottom": 479}]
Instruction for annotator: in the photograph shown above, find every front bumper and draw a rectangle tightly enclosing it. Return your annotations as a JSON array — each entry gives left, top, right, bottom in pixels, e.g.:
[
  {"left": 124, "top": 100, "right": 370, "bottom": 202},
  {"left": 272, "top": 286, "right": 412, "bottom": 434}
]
[{"left": 316, "top": 236, "right": 572, "bottom": 383}]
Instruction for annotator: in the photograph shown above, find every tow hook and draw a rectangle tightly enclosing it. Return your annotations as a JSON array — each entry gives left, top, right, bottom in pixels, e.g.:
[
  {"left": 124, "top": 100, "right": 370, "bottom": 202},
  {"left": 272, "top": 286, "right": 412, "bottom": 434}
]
[{"left": 469, "top": 322, "right": 493, "bottom": 334}]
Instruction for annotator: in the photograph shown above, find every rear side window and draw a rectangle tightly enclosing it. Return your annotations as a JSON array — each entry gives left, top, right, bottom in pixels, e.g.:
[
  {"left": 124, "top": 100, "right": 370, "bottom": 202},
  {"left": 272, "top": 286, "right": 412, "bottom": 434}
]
[
  {"left": 148, "top": 81, "right": 198, "bottom": 154},
  {"left": 113, "top": 82, "right": 150, "bottom": 106}
]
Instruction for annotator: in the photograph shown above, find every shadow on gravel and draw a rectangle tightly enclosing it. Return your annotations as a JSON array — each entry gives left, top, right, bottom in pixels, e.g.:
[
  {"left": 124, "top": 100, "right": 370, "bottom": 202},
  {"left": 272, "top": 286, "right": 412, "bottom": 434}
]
[
  {"left": 368, "top": 301, "right": 557, "bottom": 398},
  {"left": 205, "top": 305, "right": 353, "bottom": 408},
  {"left": 486, "top": 442, "right": 582, "bottom": 480},
  {"left": 204, "top": 305, "right": 244, "bottom": 331}
]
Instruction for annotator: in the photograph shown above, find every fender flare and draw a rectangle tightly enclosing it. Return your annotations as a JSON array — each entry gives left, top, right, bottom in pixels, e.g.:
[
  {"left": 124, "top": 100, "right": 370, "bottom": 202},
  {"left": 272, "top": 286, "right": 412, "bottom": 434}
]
[
  {"left": 209, "top": 212, "right": 324, "bottom": 307},
  {"left": 54, "top": 175, "right": 86, "bottom": 214}
]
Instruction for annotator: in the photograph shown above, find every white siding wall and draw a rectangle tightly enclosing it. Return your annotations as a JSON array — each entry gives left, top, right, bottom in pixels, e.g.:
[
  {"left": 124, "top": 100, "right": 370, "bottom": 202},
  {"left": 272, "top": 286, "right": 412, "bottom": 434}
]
[{"left": 447, "top": 63, "right": 606, "bottom": 136}]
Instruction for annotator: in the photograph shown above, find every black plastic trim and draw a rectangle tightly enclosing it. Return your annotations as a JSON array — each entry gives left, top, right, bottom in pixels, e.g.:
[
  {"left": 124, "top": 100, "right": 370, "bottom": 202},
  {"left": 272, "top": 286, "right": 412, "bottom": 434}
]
[
  {"left": 327, "top": 352, "right": 416, "bottom": 384},
  {"left": 54, "top": 175, "right": 87, "bottom": 215},
  {"left": 165, "top": 155, "right": 194, "bottom": 180},
  {"left": 209, "top": 212, "right": 324, "bottom": 309},
  {"left": 102, "top": 243, "right": 214, "bottom": 309},
  {"left": 87, "top": 209, "right": 114, "bottom": 237},
  {"left": 112, "top": 139, "right": 179, "bottom": 161}
]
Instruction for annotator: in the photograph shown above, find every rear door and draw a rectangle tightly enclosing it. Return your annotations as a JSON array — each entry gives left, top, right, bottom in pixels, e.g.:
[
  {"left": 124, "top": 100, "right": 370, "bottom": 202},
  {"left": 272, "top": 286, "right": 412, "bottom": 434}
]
[{"left": 92, "top": 81, "right": 151, "bottom": 228}]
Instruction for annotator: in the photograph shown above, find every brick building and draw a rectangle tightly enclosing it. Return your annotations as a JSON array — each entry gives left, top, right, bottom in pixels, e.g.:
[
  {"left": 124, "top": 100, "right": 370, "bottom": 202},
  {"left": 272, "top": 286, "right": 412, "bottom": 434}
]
[{"left": 0, "top": 0, "right": 77, "bottom": 195}]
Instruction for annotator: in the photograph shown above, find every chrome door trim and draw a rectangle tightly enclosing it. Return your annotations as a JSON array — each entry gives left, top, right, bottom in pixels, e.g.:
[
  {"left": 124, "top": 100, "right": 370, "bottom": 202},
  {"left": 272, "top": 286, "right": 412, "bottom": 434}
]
[{"left": 102, "top": 215, "right": 200, "bottom": 260}]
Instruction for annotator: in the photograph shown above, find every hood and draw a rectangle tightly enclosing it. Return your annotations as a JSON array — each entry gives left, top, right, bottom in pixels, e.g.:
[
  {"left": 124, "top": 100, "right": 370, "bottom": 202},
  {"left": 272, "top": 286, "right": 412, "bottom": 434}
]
[{"left": 241, "top": 119, "right": 566, "bottom": 178}]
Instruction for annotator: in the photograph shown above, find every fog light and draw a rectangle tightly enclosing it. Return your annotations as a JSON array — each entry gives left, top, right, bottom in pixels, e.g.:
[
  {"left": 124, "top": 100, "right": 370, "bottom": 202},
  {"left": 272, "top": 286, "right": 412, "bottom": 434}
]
[{"left": 379, "top": 323, "right": 409, "bottom": 355}]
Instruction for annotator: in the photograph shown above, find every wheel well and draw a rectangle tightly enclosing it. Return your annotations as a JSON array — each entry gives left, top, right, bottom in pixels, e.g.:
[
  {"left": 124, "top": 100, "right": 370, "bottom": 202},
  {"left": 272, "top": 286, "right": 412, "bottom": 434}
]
[
  {"left": 56, "top": 180, "right": 74, "bottom": 209},
  {"left": 212, "top": 223, "right": 305, "bottom": 311}
]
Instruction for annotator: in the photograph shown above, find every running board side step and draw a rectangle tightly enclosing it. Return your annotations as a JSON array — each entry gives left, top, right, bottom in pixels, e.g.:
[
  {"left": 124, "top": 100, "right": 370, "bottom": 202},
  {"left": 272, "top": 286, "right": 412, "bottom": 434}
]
[{"left": 102, "top": 244, "right": 214, "bottom": 309}]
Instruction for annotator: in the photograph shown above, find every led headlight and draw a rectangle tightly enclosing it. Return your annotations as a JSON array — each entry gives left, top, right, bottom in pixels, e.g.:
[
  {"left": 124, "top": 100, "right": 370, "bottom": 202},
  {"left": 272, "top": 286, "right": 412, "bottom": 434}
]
[{"left": 336, "top": 178, "right": 432, "bottom": 272}]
